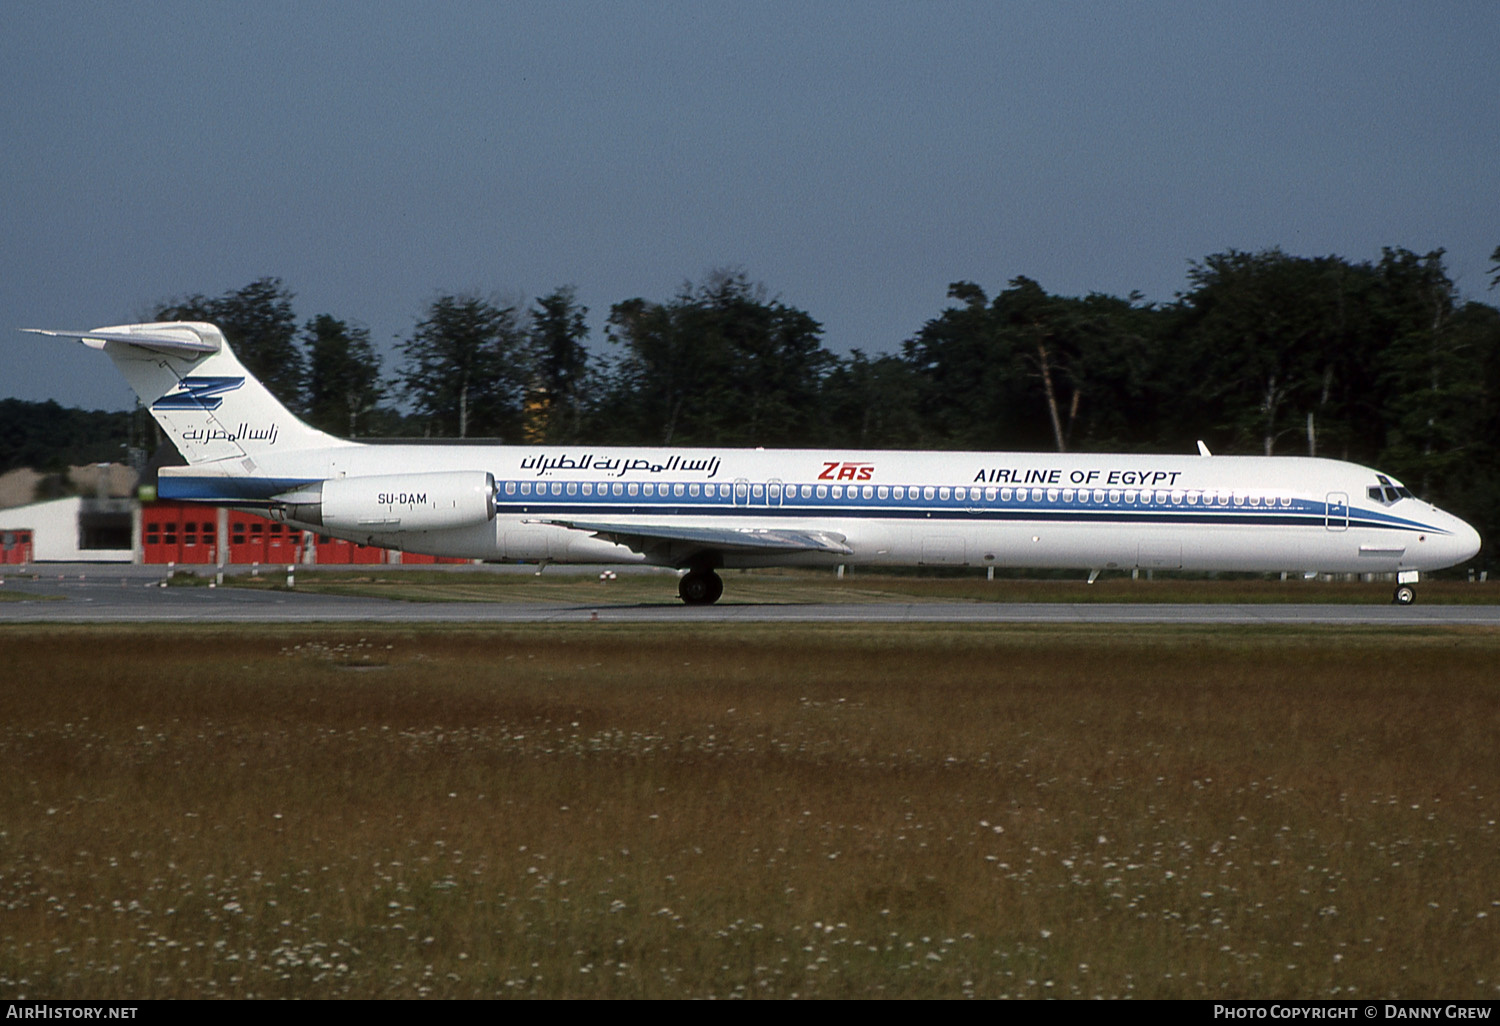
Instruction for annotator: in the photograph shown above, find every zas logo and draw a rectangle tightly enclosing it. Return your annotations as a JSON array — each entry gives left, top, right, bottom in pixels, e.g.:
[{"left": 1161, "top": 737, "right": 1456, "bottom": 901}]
[
  {"left": 152, "top": 376, "right": 245, "bottom": 411},
  {"left": 818, "top": 461, "right": 875, "bottom": 481}
]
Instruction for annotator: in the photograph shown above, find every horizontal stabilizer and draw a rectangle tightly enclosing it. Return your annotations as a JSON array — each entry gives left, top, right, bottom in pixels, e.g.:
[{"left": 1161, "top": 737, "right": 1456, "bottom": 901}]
[
  {"left": 23, "top": 325, "right": 221, "bottom": 355},
  {"left": 28, "top": 320, "right": 352, "bottom": 463},
  {"left": 528, "top": 518, "right": 853, "bottom": 558}
]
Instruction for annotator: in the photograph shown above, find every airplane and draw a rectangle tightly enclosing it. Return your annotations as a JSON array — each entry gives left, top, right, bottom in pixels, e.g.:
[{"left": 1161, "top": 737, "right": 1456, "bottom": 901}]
[{"left": 24, "top": 320, "right": 1482, "bottom": 605}]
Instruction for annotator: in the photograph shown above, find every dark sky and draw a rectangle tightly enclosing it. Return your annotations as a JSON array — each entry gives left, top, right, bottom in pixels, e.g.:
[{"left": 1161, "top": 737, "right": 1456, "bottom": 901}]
[{"left": 3, "top": 1, "right": 1497, "bottom": 410}]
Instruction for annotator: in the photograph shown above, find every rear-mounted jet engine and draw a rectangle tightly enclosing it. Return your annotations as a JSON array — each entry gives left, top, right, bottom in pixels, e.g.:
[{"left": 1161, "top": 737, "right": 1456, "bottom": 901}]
[{"left": 272, "top": 471, "right": 496, "bottom": 531}]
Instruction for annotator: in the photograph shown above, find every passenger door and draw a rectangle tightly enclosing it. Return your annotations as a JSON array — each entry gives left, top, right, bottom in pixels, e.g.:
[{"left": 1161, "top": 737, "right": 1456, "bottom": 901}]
[{"left": 1325, "top": 492, "right": 1349, "bottom": 532}]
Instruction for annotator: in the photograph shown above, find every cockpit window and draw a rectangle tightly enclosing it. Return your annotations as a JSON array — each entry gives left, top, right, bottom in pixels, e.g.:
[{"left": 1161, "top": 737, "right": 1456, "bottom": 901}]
[{"left": 1369, "top": 476, "right": 1415, "bottom": 506}]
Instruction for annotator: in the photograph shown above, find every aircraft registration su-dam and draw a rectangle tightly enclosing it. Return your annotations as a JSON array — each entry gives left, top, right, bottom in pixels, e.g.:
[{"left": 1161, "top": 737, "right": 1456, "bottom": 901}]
[{"left": 24, "top": 321, "right": 1481, "bottom": 605}]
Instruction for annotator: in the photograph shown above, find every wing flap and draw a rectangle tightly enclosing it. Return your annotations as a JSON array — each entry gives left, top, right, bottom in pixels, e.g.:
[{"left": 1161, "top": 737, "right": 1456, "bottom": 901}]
[{"left": 528, "top": 518, "right": 852, "bottom": 558}]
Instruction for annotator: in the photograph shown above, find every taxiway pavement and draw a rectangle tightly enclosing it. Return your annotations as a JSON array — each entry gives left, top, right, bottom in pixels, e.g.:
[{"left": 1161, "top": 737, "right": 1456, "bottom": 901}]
[{"left": 3, "top": 568, "right": 1497, "bottom": 626}]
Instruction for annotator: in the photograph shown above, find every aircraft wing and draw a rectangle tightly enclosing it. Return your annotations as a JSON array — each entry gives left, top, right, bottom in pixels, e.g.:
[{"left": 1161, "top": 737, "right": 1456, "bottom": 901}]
[{"left": 527, "top": 518, "right": 852, "bottom": 561}]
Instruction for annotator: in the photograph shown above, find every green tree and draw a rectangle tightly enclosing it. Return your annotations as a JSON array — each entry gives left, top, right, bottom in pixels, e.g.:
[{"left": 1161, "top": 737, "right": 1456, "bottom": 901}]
[
  {"left": 820, "top": 350, "right": 924, "bottom": 448},
  {"left": 602, "top": 271, "right": 834, "bottom": 446},
  {"left": 524, "top": 287, "right": 591, "bottom": 443},
  {"left": 1427, "top": 299, "right": 1500, "bottom": 564},
  {"left": 1371, "top": 248, "right": 1481, "bottom": 498},
  {"left": 303, "top": 315, "right": 384, "bottom": 437},
  {"left": 1040, "top": 289, "right": 1165, "bottom": 453},
  {"left": 399, "top": 294, "right": 527, "bottom": 439},
  {"left": 0, "top": 400, "right": 133, "bottom": 475},
  {"left": 900, "top": 279, "right": 1164, "bottom": 453},
  {"left": 154, "top": 278, "right": 305, "bottom": 412},
  {"left": 1173, "top": 250, "right": 1380, "bottom": 457},
  {"left": 901, "top": 281, "right": 1034, "bottom": 450}
]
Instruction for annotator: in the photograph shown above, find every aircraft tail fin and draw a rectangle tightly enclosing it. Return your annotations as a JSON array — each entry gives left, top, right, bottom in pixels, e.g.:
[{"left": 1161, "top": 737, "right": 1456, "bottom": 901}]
[{"left": 24, "top": 321, "right": 351, "bottom": 468}]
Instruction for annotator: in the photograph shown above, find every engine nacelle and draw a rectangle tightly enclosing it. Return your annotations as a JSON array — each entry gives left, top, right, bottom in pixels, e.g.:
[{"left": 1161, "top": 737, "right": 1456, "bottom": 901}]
[{"left": 273, "top": 471, "right": 496, "bottom": 532}]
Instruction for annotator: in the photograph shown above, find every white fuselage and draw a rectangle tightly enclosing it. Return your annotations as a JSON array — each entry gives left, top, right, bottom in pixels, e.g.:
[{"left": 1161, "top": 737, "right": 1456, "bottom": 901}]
[
  {"left": 161, "top": 444, "right": 1481, "bottom": 576},
  {"left": 37, "top": 320, "right": 1477, "bottom": 586}
]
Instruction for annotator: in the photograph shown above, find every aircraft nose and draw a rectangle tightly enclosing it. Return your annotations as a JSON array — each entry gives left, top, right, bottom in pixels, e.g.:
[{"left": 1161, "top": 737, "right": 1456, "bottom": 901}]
[{"left": 1452, "top": 515, "right": 1482, "bottom": 565}]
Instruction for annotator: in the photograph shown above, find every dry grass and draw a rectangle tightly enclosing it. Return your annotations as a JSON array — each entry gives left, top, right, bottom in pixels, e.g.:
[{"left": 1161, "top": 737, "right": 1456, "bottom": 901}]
[{"left": 1, "top": 623, "right": 1497, "bottom": 998}]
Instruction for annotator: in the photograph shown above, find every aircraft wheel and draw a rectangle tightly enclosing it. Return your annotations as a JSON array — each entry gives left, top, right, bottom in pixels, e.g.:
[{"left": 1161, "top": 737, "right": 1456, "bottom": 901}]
[
  {"left": 1393, "top": 584, "right": 1416, "bottom": 605},
  {"left": 679, "top": 569, "right": 723, "bottom": 605}
]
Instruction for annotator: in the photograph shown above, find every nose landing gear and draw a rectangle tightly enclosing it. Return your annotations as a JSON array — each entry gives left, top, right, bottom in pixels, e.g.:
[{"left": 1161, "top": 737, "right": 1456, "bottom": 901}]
[{"left": 1393, "top": 584, "right": 1416, "bottom": 605}]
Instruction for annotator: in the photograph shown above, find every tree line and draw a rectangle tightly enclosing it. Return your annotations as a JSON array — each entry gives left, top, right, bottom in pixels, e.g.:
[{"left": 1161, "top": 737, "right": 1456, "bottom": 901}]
[{"left": 7, "top": 245, "right": 1499, "bottom": 566}]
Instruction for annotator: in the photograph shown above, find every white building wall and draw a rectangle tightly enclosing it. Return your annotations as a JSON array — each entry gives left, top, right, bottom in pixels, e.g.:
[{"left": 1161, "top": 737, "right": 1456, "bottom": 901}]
[{"left": 2, "top": 496, "right": 136, "bottom": 563}]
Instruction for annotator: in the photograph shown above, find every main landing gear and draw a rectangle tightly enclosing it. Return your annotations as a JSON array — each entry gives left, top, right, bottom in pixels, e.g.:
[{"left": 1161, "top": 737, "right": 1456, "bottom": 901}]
[
  {"left": 1393, "top": 584, "right": 1416, "bottom": 605},
  {"left": 678, "top": 568, "right": 724, "bottom": 605}
]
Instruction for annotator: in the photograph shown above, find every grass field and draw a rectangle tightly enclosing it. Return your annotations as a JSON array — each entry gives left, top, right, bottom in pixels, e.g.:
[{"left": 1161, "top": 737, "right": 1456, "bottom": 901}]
[
  {"left": 2, "top": 623, "right": 1497, "bottom": 998},
  {"left": 216, "top": 566, "right": 1500, "bottom": 606}
]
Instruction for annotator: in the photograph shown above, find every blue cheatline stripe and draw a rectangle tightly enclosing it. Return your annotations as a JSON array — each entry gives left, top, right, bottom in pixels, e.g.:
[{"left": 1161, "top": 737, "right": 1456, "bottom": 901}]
[
  {"left": 497, "top": 502, "right": 1443, "bottom": 534},
  {"left": 496, "top": 481, "right": 1446, "bottom": 534},
  {"left": 157, "top": 476, "right": 319, "bottom": 502},
  {"left": 155, "top": 475, "right": 1452, "bottom": 536}
]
